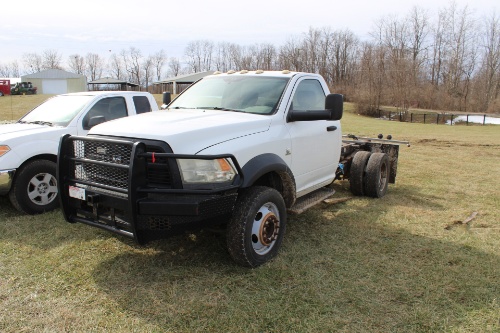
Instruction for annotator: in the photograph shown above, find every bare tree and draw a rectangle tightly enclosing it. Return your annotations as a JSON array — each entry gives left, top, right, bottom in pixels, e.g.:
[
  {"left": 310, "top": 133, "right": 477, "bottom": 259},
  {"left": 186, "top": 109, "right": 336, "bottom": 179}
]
[
  {"left": 0, "top": 61, "right": 21, "bottom": 77},
  {"left": 121, "top": 47, "right": 143, "bottom": 85},
  {"left": 23, "top": 53, "right": 43, "bottom": 73},
  {"left": 42, "top": 49, "right": 63, "bottom": 69},
  {"left": 479, "top": 12, "right": 500, "bottom": 112},
  {"left": 85, "top": 53, "right": 104, "bottom": 81},
  {"left": 68, "top": 54, "right": 85, "bottom": 74},
  {"left": 167, "top": 57, "right": 182, "bottom": 77},
  {"left": 185, "top": 40, "right": 214, "bottom": 72},
  {"left": 278, "top": 37, "right": 303, "bottom": 71},
  {"left": 108, "top": 53, "right": 124, "bottom": 80},
  {"left": 213, "top": 42, "right": 237, "bottom": 72},
  {"left": 151, "top": 49, "right": 167, "bottom": 81},
  {"left": 142, "top": 56, "right": 154, "bottom": 89}
]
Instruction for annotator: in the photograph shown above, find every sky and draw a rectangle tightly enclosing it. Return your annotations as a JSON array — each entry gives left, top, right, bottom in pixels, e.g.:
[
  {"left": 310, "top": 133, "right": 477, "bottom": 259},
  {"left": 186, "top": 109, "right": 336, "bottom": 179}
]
[{"left": 1, "top": 0, "right": 497, "bottom": 67}]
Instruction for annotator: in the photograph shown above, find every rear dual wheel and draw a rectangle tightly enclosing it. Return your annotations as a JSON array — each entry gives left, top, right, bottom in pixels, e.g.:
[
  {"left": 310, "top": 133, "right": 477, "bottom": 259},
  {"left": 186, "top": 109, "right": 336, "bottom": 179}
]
[{"left": 349, "top": 151, "right": 389, "bottom": 198}]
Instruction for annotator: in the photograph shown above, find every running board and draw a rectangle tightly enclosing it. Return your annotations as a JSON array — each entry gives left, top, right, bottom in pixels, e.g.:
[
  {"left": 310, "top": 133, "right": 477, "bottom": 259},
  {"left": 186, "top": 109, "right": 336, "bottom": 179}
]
[{"left": 288, "top": 187, "right": 335, "bottom": 214}]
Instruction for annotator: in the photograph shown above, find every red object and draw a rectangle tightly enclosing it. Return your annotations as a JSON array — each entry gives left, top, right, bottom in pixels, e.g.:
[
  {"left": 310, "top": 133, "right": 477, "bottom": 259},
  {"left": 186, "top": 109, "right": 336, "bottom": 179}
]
[
  {"left": 0, "top": 79, "right": 10, "bottom": 96},
  {"left": 152, "top": 152, "right": 156, "bottom": 163}
]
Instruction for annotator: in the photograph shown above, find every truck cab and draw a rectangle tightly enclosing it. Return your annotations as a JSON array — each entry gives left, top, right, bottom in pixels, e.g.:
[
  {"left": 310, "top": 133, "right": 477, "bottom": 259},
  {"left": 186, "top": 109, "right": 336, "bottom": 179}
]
[{"left": 58, "top": 71, "right": 397, "bottom": 267}]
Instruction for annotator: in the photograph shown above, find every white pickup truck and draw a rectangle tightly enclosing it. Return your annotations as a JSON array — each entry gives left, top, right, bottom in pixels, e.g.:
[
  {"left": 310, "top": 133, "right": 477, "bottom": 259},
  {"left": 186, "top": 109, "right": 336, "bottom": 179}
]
[
  {"left": 0, "top": 91, "right": 159, "bottom": 214},
  {"left": 58, "top": 71, "right": 405, "bottom": 267}
]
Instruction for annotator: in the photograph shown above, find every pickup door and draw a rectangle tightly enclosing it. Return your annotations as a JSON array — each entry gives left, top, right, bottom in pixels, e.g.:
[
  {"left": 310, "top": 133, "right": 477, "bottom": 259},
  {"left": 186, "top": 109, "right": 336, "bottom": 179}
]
[
  {"left": 76, "top": 94, "right": 154, "bottom": 135},
  {"left": 284, "top": 76, "right": 341, "bottom": 196}
]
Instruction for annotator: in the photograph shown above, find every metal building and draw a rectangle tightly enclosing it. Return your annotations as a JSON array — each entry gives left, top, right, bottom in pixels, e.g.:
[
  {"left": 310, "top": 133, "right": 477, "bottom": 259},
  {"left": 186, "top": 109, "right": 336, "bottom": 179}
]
[
  {"left": 152, "top": 71, "right": 215, "bottom": 95},
  {"left": 22, "top": 69, "right": 87, "bottom": 94}
]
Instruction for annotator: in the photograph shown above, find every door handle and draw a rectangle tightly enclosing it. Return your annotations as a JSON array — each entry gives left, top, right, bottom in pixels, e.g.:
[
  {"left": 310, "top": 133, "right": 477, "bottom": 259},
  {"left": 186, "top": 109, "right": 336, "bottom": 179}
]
[{"left": 327, "top": 126, "right": 337, "bottom": 132}]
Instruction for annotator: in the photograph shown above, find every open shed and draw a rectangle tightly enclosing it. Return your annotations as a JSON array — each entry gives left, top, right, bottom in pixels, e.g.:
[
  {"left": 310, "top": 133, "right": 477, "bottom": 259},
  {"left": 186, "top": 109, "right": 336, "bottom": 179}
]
[
  {"left": 153, "top": 71, "right": 215, "bottom": 95},
  {"left": 22, "top": 69, "right": 87, "bottom": 94},
  {"left": 88, "top": 78, "right": 140, "bottom": 91}
]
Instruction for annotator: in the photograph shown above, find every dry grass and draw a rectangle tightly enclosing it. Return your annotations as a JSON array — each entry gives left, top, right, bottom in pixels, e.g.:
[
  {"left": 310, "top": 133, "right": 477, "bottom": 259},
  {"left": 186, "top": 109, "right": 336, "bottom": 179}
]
[{"left": 0, "top": 101, "right": 499, "bottom": 332}]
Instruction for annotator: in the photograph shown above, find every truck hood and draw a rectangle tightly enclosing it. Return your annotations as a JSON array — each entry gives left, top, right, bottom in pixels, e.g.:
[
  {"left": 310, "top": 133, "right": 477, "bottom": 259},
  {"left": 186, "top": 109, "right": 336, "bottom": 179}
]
[
  {"left": 0, "top": 123, "right": 67, "bottom": 142},
  {"left": 89, "top": 109, "right": 272, "bottom": 153}
]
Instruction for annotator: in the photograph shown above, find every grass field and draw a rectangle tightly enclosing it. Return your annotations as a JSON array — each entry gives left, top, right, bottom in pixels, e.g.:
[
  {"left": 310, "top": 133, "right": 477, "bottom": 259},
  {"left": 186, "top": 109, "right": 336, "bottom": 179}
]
[{"left": 0, "top": 96, "right": 499, "bottom": 332}]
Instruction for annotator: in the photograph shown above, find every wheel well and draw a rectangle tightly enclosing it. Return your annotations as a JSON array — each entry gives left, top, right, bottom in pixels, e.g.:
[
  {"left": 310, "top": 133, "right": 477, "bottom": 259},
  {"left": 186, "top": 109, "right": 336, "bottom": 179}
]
[
  {"left": 247, "top": 170, "right": 296, "bottom": 208},
  {"left": 14, "top": 154, "right": 57, "bottom": 180}
]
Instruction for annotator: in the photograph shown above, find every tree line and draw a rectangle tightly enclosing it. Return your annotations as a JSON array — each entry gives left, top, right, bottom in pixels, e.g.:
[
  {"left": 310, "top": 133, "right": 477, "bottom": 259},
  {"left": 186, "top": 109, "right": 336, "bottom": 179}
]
[{"left": 1, "top": 3, "right": 498, "bottom": 114}]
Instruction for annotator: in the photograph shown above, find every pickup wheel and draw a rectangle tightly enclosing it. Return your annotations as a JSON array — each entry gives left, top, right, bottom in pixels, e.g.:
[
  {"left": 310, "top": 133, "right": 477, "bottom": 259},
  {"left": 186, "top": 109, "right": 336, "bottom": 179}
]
[
  {"left": 227, "top": 186, "right": 287, "bottom": 267},
  {"left": 349, "top": 151, "right": 371, "bottom": 196},
  {"left": 9, "top": 160, "right": 59, "bottom": 214},
  {"left": 364, "top": 153, "right": 389, "bottom": 198}
]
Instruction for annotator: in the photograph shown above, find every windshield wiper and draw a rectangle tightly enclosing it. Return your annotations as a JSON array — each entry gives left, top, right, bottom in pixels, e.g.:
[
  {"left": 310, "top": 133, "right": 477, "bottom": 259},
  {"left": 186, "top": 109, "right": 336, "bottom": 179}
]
[
  {"left": 201, "top": 107, "right": 245, "bottom": 113},
  {"left": 25, "top": 120, "right": 54, "bottom": 126}
]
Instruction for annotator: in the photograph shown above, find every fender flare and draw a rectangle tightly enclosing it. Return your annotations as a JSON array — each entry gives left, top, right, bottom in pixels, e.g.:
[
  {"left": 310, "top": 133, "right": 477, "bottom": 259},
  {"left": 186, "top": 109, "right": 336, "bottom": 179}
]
[{"left": 240, "top": 153, "right": 296, "bottom": 207}]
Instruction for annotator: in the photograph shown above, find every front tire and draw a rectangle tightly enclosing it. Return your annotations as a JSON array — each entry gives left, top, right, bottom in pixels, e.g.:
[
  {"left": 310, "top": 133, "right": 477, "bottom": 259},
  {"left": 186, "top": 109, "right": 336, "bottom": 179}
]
[
  {"left": 227, "top": 186, "right": 287, "bottom": 267},
  {"left": 9, "top": 160, "right": 59, "bottom": 214}
]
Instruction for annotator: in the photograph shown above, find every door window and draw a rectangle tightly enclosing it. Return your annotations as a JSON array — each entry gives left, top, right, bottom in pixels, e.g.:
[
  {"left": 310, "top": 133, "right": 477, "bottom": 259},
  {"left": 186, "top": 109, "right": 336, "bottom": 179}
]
[{"left": 290, "top": 79, "right": 325, "bottom": 111}]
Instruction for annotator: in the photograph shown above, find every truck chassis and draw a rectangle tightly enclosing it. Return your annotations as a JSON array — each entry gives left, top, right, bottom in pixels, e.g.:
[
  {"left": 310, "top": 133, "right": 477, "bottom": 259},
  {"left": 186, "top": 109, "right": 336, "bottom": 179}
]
[{"left": 58, "top": 134, "right": 407, "bottom": 245}]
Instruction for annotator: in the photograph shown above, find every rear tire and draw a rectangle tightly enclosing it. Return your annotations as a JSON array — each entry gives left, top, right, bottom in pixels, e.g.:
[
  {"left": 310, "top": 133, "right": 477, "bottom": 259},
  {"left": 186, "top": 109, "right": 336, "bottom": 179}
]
[
  {"left": 9, "top": 160, "right": 59, "bottom": 214},
  {"left": 364, "top": 153, "right": 389, "bottom": 198},
  {"left": 226, "top": 186, "right": 287, "bottom": 267},
  {"left": 349, "top": 151, "right": 371, "bottom": 196}
]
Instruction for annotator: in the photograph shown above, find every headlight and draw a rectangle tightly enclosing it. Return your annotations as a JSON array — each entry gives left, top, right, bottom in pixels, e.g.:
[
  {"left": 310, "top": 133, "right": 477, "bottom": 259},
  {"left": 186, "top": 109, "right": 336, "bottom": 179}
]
[
  {"left": 0, "top": 145, "right": 11, "bottom": 157},
  {"left": 177, "top": 158, "right": 237, "bottom": 186}
]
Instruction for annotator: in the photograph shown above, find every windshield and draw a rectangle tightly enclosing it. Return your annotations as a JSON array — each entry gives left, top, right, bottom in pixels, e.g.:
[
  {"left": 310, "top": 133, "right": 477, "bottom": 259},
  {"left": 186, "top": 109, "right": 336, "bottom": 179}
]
[
  {"left": 19, "top": 95, "right": 94, "bottom": 127},
  {"left": 168, "top": 75, "right": 289, "bottom": 115}
]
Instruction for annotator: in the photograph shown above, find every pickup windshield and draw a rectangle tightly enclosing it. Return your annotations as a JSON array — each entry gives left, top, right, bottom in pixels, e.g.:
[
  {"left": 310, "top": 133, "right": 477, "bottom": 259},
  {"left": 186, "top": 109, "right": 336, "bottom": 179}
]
[
  {"left": 19, "top": 95, "right": 94, "bottom": 127},
  {"left": 168, "top": 75, "right": 289, "bottom": 115}
]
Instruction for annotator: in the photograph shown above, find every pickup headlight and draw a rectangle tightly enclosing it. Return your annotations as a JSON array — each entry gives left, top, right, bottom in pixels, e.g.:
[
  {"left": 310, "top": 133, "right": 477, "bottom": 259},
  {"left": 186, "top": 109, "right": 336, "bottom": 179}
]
[
  {"left": 177, "top": 158, "right": 237, "bottom": 187},
  {"left": 0, "top": 145, "right": 11, "bottom": 157}
]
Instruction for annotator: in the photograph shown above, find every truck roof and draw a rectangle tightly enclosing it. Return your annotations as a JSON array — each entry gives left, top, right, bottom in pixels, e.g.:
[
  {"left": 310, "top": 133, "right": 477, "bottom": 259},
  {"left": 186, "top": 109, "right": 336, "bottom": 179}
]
[
  {"left": 208, "top": 70, "right": 312, "bottom": 79},
  {"left": 58, "top": 91, "right": 153, "bottom": 97}
]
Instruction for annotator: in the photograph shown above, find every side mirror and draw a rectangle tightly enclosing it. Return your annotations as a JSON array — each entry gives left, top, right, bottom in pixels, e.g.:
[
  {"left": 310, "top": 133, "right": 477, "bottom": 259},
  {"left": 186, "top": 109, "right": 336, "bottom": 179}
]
[
  {"left": 87, "top": 115, "right": 106, "bottom": 129},
  {"left": 287, "top": 93, "right": 344, "bottom": 122},
  {"left": 325, "top": 94, "right": 343, "bottom": 121},
  {"left": 161, "top": 92, "right": 171, "bottom": 109}
]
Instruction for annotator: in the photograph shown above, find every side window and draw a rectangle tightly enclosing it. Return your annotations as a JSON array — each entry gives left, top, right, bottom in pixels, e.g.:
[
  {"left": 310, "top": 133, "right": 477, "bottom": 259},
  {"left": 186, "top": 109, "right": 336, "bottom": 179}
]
[
  {"left": 82, "top": 97, "right": 128, "bottom": 129},
  {"left": 133, "top": 96, "right": 152, "bottom": 114},
  {"left": 291, "top": 79, "right": 326, "bottom": 111}
]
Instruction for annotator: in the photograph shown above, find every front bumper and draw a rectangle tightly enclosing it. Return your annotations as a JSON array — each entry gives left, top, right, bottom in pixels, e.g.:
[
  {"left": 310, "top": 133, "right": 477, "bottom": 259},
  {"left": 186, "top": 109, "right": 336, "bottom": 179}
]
[
  {"left": 0, "top": 169, "right": 16, "bottom": 195},
  {"left": 58, "top": 134, "right": 242, "bottom": 244}
]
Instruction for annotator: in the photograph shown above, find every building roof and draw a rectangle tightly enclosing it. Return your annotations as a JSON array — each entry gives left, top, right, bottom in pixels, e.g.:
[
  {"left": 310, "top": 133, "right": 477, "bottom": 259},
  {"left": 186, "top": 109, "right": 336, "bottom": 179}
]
[
  {"left": 23, "top": 69, "right": 86, "bottom": 79},
  {"left": 154, "top": 71, "right": 215, "bottom": 84},
  {"left": 88, "top": 77, "right": 139, "bottom": 87}
]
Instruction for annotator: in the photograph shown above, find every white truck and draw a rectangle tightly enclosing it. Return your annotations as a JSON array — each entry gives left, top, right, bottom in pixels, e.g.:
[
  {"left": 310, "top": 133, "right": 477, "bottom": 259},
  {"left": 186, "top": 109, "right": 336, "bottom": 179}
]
[
  {"left": 0, "top": 91, "right": 159, "bottom": 214},
  {"left": 57, "top": 71, "right": 404, "bottom": 267}
]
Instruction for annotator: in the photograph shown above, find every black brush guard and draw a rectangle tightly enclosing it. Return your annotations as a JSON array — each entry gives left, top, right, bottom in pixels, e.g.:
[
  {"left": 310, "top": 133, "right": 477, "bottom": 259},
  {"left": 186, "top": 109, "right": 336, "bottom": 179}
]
[{"left": 57, "top": 134, "right": 242, "bottom": 244}]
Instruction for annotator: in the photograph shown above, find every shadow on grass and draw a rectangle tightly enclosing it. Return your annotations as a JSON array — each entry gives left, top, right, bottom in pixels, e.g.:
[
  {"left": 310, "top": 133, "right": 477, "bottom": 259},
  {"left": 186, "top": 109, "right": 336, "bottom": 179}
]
[
  {"left": 90, "top": 198, "right": 499, "bottom": 332},
  {"left": 0, "top": 195, "right": 123, "bottom": 249}
]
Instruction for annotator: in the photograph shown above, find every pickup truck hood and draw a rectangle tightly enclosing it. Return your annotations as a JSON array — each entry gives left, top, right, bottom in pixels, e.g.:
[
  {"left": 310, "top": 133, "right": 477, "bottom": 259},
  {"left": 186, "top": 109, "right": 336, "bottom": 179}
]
[
  {"left": 89, "top": 109, "right": 272, "bottom": 153},
  {"left": 0, "top": 123, "right": 67, "bottom": 142}
]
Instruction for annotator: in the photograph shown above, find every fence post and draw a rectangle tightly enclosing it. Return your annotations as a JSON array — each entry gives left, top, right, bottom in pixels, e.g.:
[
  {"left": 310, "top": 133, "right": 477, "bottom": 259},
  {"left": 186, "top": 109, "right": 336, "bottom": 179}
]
[
  {"left": 467, "top": 115, "right": 469, "bottom": 126},
  {"left": 450, "top": 114, "right": 454, "bottom": 125},
  {"left": 424, "top": 114, "right": 426, "bottom": 124},
  {"left": 483, "top": 115, "right": 486, "bottom": 125},
  {"left": 411, "top": 113, "right": 413, "bottom": 123},
  {"left": 436, "top": 114, "right": 440, "bottom": 124}
]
